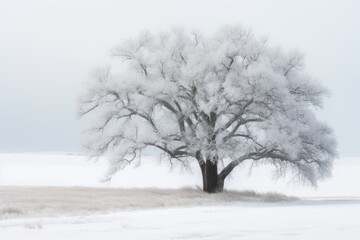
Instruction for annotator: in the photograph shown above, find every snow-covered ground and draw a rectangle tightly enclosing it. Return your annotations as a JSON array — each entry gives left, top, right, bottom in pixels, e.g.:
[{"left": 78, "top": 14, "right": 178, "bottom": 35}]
[
  {"left": 2, "top": 202, "right": 360, "bottom": 240},
  {"left": 1, "top": 153, "right": 360, "bottom": 239}
]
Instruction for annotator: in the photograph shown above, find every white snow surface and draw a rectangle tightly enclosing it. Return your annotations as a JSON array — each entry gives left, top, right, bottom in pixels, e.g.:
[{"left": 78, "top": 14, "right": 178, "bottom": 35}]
[
  {"left": 1, "top": 153, "right": 360, "bottom": 239},
  {"left": 2, "top": 202, "right": 360, "bottom": 240}
]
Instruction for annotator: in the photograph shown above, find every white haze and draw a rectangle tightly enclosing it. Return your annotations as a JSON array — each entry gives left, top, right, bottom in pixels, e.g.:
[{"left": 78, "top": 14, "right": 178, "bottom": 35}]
[{"left": 0, "top": 0, "right": 359, "bottom": 157}]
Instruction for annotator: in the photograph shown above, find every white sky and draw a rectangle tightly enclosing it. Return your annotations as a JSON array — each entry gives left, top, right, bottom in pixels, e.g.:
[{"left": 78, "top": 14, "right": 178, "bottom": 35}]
[{"left": 0, "top": 0, "right": 359, "bottom": 156}]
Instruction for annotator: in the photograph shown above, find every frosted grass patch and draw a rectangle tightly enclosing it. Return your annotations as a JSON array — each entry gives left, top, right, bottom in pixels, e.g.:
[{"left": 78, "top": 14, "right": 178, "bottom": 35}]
[
  {"left": 23, "top": 222, "right": 42, "bottom": 229},
  {"left": 0, "top": 186, "right": 296, "bottom": 220}
]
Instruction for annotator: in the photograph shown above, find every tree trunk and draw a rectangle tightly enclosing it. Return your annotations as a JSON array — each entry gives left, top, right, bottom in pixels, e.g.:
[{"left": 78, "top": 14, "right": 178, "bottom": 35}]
[{"left": 201, "top": 160, "right": 223, "bottom": 193}]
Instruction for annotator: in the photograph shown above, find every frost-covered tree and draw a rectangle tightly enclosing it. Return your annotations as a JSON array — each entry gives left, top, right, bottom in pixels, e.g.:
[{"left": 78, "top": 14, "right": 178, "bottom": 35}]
[{"left": 80, "top": 25, "right": 337, "bottom": 193}]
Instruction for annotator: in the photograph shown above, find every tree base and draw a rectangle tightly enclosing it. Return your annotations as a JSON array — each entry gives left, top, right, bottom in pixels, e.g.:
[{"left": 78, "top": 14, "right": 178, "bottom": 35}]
[{"left": 201, "top": 160, "right": 224, "bottom": 193}]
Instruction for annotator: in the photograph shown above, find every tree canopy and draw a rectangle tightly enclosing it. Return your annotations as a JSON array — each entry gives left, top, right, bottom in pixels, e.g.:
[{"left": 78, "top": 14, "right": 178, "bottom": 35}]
[{"left": 80, "top": 25, "right": 337, "bottom": 192}]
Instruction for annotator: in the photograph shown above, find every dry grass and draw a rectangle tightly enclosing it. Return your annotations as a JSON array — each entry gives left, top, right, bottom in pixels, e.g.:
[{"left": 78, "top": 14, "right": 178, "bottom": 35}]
[
  {"left": 23, "top": 221, "right": 42, "bottom": 229},
  {"left": 0, "top": 186, "right": 297, "bottom": 220}
]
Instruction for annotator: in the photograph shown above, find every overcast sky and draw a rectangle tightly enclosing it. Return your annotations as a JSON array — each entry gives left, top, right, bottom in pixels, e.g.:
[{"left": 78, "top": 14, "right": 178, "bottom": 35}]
[{"left": 0, "top": 0, "right": 359, "bottom": 157}]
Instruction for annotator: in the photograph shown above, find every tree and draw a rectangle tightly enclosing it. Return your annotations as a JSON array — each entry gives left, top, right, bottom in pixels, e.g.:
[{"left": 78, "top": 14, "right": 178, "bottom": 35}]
[{"left": 80, "top": 25, "right": 337, "bottom": 193}]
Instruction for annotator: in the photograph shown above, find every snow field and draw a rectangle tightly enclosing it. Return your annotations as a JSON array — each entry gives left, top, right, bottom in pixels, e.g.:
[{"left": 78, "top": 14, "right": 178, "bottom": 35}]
[
  {"left": 1, "top": 153, "right": 360, "bottom": 239},
  {"left": 1, "top": 202, "right": 360, "bottom": 240}
]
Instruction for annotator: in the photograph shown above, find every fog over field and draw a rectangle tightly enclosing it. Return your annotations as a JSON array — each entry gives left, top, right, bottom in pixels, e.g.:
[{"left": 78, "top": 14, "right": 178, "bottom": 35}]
[{"left": 1, "top": 153, "right": 359, "bottom": 197}]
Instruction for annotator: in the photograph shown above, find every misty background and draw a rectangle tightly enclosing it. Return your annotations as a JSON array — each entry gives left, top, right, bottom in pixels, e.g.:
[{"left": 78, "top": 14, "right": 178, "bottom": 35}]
[{"left": 0, "top": 0, "right": 359, "bottom": 157}]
